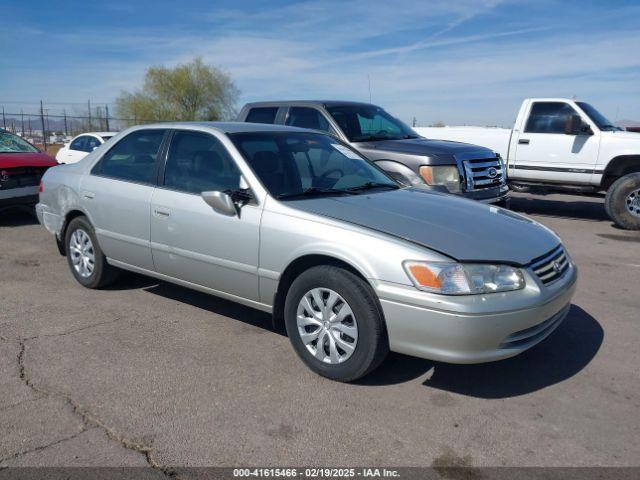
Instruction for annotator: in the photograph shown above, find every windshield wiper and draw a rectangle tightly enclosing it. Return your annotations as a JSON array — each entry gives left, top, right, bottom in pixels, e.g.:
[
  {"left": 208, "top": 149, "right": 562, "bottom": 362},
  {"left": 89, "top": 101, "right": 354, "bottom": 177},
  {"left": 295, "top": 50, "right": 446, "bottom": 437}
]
[
  {"left": 346, "top": 182, "right": 400, "bottom": 192},
  {"left": 276, "top": 187, "right": 358, "bottom": 200}
]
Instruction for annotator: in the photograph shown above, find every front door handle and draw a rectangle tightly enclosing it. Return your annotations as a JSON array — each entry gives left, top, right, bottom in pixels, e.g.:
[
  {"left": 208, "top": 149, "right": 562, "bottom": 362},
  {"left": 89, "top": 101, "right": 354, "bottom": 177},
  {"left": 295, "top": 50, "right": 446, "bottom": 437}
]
[
  {"left": 518, "top": 138, "right": 530, "bottom": 145},
  {"left": 82, "top": 190, "right": 95, "bottom": 199},
  {"left": 154, "top": 207, "right": 171, "bottom": 218}
]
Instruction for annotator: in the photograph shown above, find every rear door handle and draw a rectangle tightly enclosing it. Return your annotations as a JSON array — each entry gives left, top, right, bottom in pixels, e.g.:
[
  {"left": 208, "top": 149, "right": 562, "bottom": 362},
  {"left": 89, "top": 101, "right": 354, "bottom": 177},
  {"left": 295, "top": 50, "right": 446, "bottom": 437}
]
[
  {"left": 154, "top": 207, "right": 171, "bottom": 218},
  {"left": 82, "top": 190, "right": 95, "bottom": 199},
  {"left": 518, "top": 138, "right": 530, "bottom": 144}
]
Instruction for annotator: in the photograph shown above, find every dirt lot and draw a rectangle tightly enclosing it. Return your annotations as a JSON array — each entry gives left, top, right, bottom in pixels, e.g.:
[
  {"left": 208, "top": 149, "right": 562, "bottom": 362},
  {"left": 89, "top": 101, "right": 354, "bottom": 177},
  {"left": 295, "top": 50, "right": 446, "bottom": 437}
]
[{"left": 0, "top": 192, "right": 639, "bottom": 471}]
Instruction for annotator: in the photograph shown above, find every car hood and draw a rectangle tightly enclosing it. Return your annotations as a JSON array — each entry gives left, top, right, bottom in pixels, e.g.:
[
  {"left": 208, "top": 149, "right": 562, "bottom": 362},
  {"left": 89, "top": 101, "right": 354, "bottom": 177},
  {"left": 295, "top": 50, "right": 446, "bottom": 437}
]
[
  {"left": 0, "top": 152, "right": 57, "bottom": 169},
  {"left": 354, "top": 137, "right": 495, "bottom": 158},
  {"left": 286, "top": 188, "right": 559, "bottom": 265}
]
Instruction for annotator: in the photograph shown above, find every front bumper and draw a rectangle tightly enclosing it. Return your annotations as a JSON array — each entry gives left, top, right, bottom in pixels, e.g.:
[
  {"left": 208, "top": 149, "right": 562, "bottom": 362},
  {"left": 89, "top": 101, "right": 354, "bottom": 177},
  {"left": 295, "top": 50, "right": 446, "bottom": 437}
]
[
  {"left": 375, "top": 263, "right": 577, "bottom": 364},
  {"left": 463, "top": 184, "right": 510, "bottom": 204}
]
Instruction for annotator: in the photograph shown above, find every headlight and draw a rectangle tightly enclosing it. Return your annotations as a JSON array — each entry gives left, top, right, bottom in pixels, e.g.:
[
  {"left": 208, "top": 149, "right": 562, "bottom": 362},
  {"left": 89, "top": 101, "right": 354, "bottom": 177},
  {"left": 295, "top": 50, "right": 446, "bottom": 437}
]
[
  {"left": 419, "top": 166, "right": 461, "bottom": 193},
  {"left": 403, "top": 261, "right": 525, "bottom": 295}
]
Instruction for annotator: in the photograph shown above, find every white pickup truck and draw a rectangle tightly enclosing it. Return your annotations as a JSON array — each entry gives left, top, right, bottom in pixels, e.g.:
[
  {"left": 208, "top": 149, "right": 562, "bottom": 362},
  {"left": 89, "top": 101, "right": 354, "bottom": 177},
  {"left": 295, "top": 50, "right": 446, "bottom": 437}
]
[{"left": 416, "top": 98, "right": 640, "bottom": 230}]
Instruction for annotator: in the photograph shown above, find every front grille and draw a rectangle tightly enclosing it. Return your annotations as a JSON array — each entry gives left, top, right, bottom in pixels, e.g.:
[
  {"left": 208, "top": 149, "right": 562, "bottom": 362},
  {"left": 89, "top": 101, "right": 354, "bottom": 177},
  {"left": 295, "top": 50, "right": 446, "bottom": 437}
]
[
  {"left": 462, "top": 156, "right": 506, "bottom": 191},
  {"left": 499, "top": 305, "right": 570, "bottom": 349},
  {"left": 0, "top": 167, "right": 46, "bottom": 190},
  {"left": 529, "top": 245, "right": 570, "bottom": 285}
]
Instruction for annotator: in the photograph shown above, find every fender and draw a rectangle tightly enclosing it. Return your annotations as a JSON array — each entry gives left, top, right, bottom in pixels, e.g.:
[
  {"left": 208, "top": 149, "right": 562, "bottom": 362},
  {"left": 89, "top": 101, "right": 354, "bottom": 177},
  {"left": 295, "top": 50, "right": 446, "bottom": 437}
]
[{"left": 601, "top": 155, "right": 640, "bottom": 189}]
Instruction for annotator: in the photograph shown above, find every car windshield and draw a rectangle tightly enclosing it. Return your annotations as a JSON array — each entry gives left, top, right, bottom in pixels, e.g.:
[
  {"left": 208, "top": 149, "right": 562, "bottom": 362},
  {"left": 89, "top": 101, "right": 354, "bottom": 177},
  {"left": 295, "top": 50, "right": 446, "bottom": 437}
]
[
  {"left": 326, "top": 105, "right": 419, "bottom": 142},
  {"left": 0, "top": 132, "right": 39, "bottom": 153},
  {"left": 576, "top": 102, "right": 622, "bottom": 131},
  {"left": 229, "top": 131, "right": 399, "bottom": 199}
]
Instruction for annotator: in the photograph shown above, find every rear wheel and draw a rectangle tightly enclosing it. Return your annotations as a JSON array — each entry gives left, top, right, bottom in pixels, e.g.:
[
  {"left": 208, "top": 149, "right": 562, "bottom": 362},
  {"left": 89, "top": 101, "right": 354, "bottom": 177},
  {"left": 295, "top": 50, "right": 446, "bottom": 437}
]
[
  {"left": 605, "top": 173, "right": 640, "bottom": 230},
  {"left": 65, "top": 216, "right": 119, "bottom": 288},
  {"left": 284, "top": 265, "right": 388, "bottom": 382}
]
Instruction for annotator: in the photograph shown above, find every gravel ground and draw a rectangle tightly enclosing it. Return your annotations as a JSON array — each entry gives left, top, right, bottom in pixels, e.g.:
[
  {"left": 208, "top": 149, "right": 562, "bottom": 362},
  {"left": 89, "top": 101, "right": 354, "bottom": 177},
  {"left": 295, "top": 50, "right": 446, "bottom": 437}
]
[{"left": 0, "top": 192, "right": 639, "bottom": 472}]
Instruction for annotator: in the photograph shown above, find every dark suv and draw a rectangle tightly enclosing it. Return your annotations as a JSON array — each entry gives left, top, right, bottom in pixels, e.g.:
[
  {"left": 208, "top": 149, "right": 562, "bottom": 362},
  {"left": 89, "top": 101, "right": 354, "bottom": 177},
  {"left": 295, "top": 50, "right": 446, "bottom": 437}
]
[{"left": 237, "top": 101, "right": 509, "bottom": 205}]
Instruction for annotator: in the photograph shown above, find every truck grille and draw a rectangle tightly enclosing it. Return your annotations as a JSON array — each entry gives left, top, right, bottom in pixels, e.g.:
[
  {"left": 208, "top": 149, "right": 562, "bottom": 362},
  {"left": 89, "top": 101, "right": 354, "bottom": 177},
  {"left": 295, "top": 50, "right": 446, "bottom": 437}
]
[
  {"left": 529, "top": 245, "right": 570, "bottom": 285},
  {"left": 462, "top": 156, "right": 506, "bottom": 191}
]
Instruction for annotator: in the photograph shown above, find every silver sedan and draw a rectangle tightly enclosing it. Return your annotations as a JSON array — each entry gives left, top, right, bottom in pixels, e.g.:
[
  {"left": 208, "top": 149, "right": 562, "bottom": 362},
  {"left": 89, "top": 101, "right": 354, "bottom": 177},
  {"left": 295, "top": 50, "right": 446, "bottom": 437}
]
[{"left": 36, "top": 122, "right": 577, "bottom": 382}]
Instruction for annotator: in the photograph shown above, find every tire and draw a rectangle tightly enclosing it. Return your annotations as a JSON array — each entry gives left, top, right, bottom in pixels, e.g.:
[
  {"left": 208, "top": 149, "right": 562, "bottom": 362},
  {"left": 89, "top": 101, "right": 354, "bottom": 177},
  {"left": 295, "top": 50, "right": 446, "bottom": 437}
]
[
  {"left": 284, "top": 265, "right": 389, "bottom": 382},
  {"left": 604, "top": 173, "right": 640, "bottom": 230},
  {"left": 65, "top": 216, "right": 119, "bottom": 288}
]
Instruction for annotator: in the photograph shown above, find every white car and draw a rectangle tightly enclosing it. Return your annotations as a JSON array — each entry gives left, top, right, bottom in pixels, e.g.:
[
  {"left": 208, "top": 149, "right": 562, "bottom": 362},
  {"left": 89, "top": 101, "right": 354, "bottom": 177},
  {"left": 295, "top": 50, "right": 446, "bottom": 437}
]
[{"left": 56, "top": 132, "right": 117, "bottom": 164}]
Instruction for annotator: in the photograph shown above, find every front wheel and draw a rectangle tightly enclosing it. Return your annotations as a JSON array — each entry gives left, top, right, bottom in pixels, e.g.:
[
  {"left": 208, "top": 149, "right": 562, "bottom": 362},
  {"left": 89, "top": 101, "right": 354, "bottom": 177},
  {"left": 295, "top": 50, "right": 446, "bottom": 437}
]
[
  {"left": 605, "top": 173, "right": 640, "bottom": 230},
  {"left": 284, "top": 266, "right": 389, "bottom": 382},
  {"left": 65, "top": 216, "right": 119, "bottom": 288}
]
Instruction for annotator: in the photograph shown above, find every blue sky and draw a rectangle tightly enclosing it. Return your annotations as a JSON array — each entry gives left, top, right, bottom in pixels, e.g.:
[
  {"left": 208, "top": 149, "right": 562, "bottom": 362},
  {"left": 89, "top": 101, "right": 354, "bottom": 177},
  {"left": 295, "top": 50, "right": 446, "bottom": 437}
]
[{"left": 1, "top": 0, "right": 639, "bottom": 126}]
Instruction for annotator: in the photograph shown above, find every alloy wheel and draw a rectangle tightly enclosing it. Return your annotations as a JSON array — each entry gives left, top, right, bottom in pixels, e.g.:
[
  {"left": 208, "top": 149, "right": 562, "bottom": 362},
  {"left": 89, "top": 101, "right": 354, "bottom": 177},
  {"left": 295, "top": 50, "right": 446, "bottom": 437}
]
[
  {"left": 69, "top": 229, "right": 95, "bottom": 278},
  {"left": 296, "top": 287, "right": 358, "bottom": 364}
]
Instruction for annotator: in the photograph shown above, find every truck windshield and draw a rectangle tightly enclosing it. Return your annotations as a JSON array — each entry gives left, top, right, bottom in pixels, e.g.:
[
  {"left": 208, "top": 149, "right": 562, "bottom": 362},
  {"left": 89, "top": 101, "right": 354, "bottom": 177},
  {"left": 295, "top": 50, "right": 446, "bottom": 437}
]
[
  {"left": 0, "top": 132, "right": 39, "bottom": 153},
  {"left": 576, "top": 102, "right": 622, "bottom": 131},
  {"left": 326, "top": 105, "right": 419, "bottom": 142},
  {"left": 230, "top": 131, "right": 399, "bottom": 199}
]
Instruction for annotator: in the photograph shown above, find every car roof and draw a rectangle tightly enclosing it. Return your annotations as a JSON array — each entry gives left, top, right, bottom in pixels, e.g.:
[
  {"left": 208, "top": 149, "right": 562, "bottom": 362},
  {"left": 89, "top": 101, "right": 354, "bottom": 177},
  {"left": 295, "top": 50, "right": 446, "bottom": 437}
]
[
  {"left": 75, "top": 132, "right": 118, "bottom": 137},
  {"left": 243, "top": 100, "right": 379, "bottom": 109},
  {"left": 132, "top": 121, "right": 316, "bottom": 134}
]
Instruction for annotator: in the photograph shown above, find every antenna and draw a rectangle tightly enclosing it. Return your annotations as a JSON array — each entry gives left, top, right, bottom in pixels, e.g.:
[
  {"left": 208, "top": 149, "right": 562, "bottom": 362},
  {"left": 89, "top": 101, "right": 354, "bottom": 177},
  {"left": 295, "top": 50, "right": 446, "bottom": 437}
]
[{"left": 367, "top": 74, "right": 372, "bottom": 103}]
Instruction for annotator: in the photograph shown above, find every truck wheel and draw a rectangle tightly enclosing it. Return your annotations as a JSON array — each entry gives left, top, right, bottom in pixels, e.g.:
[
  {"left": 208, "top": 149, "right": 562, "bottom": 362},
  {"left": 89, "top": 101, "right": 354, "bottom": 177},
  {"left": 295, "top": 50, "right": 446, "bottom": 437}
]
[
  {"left": 284, "top": 265, "right": 389, "bottom": 382},
  {"left": 605, "top": 173, "right": 640, "bottom": 230},
  {"left": 65, "top": 216, "right": 119, "bottom": 288}
]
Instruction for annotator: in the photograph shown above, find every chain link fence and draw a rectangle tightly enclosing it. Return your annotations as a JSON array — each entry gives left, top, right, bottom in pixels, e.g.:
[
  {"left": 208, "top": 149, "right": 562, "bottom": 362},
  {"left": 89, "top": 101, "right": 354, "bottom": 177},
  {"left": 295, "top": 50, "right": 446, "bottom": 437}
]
[{"left": 0, "top": 100, "right": 159, "bottom": 150}]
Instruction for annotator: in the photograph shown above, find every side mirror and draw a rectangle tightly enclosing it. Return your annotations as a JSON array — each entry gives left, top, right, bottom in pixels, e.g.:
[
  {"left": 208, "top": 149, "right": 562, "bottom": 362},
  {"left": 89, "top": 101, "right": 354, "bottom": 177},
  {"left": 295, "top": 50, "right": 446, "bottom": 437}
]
[{"left": 201, "top": 191, "right": 237, "bottom": 216}]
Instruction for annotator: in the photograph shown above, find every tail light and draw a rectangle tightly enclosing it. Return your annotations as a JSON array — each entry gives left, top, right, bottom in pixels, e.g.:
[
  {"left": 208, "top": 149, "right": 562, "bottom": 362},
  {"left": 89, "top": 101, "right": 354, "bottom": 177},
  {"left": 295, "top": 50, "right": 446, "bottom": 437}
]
[{"left": 39, "top": 180, "right": 43, "bottom": 193}]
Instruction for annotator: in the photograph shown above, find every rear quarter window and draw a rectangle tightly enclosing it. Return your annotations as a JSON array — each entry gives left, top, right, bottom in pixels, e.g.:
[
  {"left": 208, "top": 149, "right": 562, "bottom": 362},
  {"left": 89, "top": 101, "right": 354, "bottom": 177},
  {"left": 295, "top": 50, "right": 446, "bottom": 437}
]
[{"left": 245, "top": 107, "right": 279, "bottom": 124}]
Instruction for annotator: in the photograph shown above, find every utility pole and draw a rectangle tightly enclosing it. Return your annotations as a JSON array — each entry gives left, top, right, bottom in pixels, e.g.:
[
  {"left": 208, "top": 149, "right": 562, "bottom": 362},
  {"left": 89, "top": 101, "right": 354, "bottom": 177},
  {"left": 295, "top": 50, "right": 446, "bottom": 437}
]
[
  {"left": 40, "top": 100, "right": 47, "bottom": 150},
  {"left": 88, "top": 99, "right": 92, "bottom": 130},
  {"left": 105, "top": 105, "right": 110, "bottom": 131},
  {"left": 412, "top": 117, "right": 417, "bottom": 127},
  {"left": 21, "top": 110, "right": 25, "bottom": 136},
  {"left": 2, "top": 106, "right": 5, "bottom": 130},
  {"left": 63, "top": 109, "right": 68, "bottom": 136}
]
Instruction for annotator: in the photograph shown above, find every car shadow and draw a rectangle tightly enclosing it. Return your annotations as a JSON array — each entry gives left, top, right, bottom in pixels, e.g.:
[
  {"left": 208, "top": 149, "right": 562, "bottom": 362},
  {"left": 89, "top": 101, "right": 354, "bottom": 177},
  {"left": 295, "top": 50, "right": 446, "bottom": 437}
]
[
  {"left": 509, "top": 194, "right": 609, "bottom": 222},
  {"left": 358, "top": 305, "right": 603, "bottom": 398},
  {"left": 142, "top": 279, "right": 284, "bottom": 336}
]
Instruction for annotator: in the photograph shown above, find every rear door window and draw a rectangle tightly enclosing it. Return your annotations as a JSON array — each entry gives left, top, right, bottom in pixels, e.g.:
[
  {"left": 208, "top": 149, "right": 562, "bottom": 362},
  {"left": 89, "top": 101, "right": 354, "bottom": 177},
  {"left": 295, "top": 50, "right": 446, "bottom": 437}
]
[
  {"left": 245, "top": 107, "right": 279, "bottom": 124},
  {"left": 285, "top": 107, "right": 331, "bottom": 132},
  {"left": 92, "top": 129, "right": 167, "bottom": 184}
]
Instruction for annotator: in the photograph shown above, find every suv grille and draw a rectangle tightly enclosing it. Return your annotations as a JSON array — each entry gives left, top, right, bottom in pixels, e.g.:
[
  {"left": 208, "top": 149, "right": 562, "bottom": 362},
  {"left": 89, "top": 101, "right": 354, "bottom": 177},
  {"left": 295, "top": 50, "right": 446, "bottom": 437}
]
[
  {"left": 462, "top": 157, "right": 506, "bottom": 191},
  {"left": 529, "top": 245, "right": 570, "bottom": 285}
]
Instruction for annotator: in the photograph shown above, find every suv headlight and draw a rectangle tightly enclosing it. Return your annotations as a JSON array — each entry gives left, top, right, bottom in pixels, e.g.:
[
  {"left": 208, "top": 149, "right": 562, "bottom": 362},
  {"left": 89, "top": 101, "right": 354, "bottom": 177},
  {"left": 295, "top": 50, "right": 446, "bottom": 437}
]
[
  {"left": 419, "top": 166, "right": 461, "bottom": 193},
  {"left": 403, "top": 261, "right": 525, "bottom": 295}
]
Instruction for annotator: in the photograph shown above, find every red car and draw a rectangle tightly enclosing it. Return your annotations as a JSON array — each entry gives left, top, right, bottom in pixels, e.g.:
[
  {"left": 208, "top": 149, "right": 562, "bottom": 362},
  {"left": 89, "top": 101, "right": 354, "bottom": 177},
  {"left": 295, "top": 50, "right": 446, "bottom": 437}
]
[{"left": 0, "top": 129, "right": 58, "bottom": 214}]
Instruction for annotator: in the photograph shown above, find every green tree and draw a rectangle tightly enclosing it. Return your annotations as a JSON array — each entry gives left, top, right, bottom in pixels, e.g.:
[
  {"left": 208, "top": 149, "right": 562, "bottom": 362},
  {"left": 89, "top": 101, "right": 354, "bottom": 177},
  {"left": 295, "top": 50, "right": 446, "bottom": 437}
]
[{"left": 115, "top": 57, "right": 239, "bottom": 125}]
